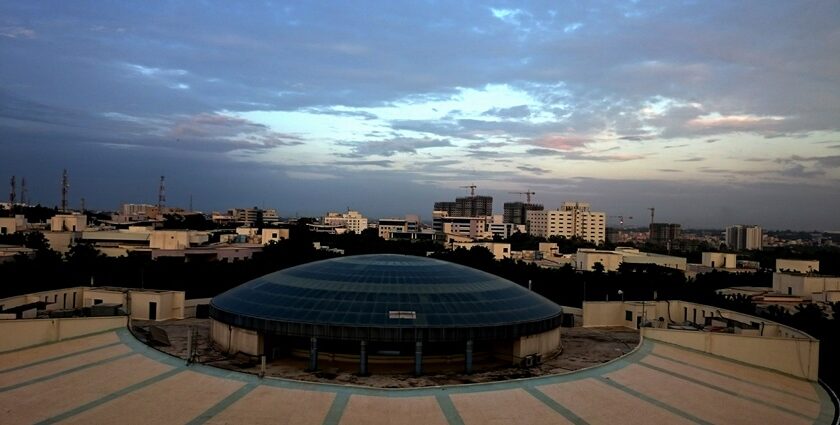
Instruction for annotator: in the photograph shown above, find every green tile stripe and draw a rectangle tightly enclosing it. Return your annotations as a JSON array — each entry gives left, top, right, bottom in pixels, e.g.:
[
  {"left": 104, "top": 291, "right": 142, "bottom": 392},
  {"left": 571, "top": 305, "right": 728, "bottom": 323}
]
[
  {"left": 523, "top": 386, "right": 588, "bottom": 425},
  {"left": 0, "top": 341, "right": 123, "bottom": 374},
  {"left": 598, "top": 377, "right": 714, "bottom": 425},
  {"left": 0, "top": 351, "right": 136, "bottom": 393},
  {"left": 435, "top": 393, "right": 466, "bottom": 425},
  {"left": 637, "top": 360, "right": 815, "bottom": 420},
  {"left": 34, "top": 368, "right": 185, "bottom": 425},
  {"left": 184, "top": 382, "right": 259, "bottom": 425},
  {"left": 647, "top": 351, "right": 819, "bottom": 403},
  {"left": 321, "top": 391, "right": 350, "bottom": 425}
]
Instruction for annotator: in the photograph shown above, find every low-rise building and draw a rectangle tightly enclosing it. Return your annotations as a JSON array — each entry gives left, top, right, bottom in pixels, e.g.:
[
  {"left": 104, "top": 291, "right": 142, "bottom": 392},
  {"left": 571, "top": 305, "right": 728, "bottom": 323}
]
[
  {"left": 50, "top": 213, "right": 87, "bottom": 232},
  {"left": 701, "top": 252, "right": 737, "bottom": 269},
  {"left": 0, "top": 286, "right": 184, "bottom": 321},
  {"left": 575, "top": 248, "right": 687, "bottom": 272},
  {"left": 776, "top": 258, "right": 819, "bottom": 273},
  {"left": 772, "top": 272, "right": 840, "bottom": 298},
  {"left": 0, "top": 214, "right": 28, "bottom": 235},
  {"left": 261, "top": 228, "right": 290, "bottom": 244},
  {"left": 451, "top": 241, "right": 511, "bottom": 259}
]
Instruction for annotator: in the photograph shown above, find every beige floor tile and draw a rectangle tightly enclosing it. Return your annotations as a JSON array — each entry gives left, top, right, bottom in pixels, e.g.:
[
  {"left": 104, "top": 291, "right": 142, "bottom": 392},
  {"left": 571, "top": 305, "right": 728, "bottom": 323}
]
[
  {"left": 0, "top": 344, "right": 131, "bottom": 387},
  {"left": 650, "top": 344, "right": 818, "bottom": 400},
  {"left": 339, "top": 394, "right": 448, "bottom": 425},
  {"left": 0, "top": 354, "right": 172, "bottom": 424},
  {"left": 0, "top": 332, "right": 120, "bottom": 371},
  {"left": 451, "top": 388, "right": 573, "bottom": 425},
  {"left": 57, "top": 369, "right": 245, "bottom": 425},
  {"left": 538, "top": 378, "right": 695, "bottom": 425},
  {"left": 641, "top": 354, "right": 821, "bottom": 418},
  {"left": 206, "top": 385, "right": 335, "bottom": 425},
  {"left": 606, "top": 363, "right": 811, "bottom": 425}
]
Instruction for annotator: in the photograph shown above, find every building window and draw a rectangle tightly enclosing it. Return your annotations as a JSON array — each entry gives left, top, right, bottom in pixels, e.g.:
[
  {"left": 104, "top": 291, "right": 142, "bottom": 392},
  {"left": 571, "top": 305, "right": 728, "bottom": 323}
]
[{"left": 625, "top": 310, "right": 633, "bottom": 321}]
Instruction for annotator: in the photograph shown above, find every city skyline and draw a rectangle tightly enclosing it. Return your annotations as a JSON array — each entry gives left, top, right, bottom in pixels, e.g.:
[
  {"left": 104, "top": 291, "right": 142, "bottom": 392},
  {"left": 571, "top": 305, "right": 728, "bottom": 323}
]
[{"left": 2, "top": 1, "right": 839, "bottom": 230}]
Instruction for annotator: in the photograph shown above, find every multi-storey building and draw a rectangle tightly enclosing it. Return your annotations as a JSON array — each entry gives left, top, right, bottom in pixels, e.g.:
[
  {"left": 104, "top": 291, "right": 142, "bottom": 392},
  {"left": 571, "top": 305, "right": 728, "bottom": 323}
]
[
  {"left": 649, "top": 223, "right": 682, "bottom": 247},
  {"left": 503, "top": 202, "right": 544, "bottom": 225},
  {"left": 377, "top": 215, "right": 421, "bottom": 240},
  {"left": 726, "top": 225, "right": 763, "bottom": 251},
  {"left": 323, "top": 210, "right": 369, "bottom": 234},
  {"left": 526, "top": 201, "right": 605, "bottom": 244},
  {"left": 434, "top": 196, "right": 493, "bottom": 217}
]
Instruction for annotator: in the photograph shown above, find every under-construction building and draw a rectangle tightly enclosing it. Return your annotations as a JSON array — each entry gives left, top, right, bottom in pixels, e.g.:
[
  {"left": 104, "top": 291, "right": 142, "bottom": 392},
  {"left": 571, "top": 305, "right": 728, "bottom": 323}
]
[
  {"left": 503, "top": 202, "right": 544, "bottom": 225},
  {"left": 434, "top": 196, "right": 493, "bottom": 217}
]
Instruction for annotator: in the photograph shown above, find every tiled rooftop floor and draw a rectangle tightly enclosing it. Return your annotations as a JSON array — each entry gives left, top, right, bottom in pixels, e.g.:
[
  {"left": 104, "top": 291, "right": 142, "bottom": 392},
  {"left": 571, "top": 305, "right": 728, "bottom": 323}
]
[{"left": 0, "top": 328, "right": 835, "bottom": 425}]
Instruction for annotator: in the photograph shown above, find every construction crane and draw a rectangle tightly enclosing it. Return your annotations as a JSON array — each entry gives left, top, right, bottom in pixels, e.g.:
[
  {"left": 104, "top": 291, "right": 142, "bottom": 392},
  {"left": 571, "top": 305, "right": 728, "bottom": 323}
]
[
  {"left": 460, "top": 184, "right": 477, "bottom": 196},
  {"left": 648, "top": 207, "right": 655, "bottom": 225},
  {"left": 608, "top": 215, "right": 634, "bottom": 227},
  {"left": 509, "top": 191, "right": 536, "bottom": 203}
]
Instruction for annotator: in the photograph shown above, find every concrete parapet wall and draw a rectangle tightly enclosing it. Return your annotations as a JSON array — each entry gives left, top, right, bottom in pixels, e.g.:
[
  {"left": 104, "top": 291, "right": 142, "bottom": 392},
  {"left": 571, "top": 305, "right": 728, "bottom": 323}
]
[
  {"left": 210, "top": 318, "right": 262, "bottom": 356},
  {"left": 0, "top": 316, "right": 127, "bottom": 352},
  {"left": 642, "top": 327, "right": 820, "bottom": 381}
]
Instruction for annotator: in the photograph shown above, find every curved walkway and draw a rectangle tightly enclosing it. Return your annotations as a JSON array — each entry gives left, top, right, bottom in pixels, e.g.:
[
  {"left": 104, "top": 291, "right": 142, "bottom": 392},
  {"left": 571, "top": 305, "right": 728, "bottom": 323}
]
[{"left": 0, "top": 328, "right": 835, "bottom": 424}]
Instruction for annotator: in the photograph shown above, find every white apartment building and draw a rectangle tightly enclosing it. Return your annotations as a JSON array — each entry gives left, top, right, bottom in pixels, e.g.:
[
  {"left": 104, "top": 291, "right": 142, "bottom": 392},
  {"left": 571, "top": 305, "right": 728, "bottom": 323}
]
[
  {"left": 0, "top": 215, "right": 28, "bottom": 235},
  {"left": 725, "top": 225, "right": 763, "bottom": 251},
  {"left": 526, "top": 201, "right": 605, "bottom": 244},
  {"left": 323, "top": 210, "right": 369, "bottom": 234}
]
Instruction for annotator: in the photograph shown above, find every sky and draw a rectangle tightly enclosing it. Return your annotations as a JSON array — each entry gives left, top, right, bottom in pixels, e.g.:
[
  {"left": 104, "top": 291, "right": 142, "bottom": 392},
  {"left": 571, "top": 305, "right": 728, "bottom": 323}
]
[{"left": 1, "top": 1, "right": 839, "bottom": 230}]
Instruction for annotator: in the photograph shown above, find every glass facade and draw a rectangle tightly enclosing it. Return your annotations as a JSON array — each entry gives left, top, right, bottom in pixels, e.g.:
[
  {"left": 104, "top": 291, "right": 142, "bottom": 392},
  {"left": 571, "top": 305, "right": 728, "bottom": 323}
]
[{"left": 210, "top": 254, "right": 563, "bottom": 342}]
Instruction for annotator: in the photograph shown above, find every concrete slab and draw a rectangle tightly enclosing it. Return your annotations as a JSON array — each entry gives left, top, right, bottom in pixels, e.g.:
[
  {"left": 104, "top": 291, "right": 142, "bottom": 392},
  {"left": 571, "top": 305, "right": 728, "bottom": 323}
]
[
  {"left": 537, "top": 378, "right": 695, "bottom": 425},
  {"left": 339, "top": 394, "right": 448, "bottom": 425},
  {"left": 606, "top": 363, "right": 812, "bottom": 425},
  {"left": 0, "top": 354, "right": 172, "bottom": 424},
  {"left": 204, "top": 385, "right": 335, "bottom": 425},
  {"left": 0, "top": 331, "right": 119, "bottom": 371},
  {"left": 56, "top": 370, "right": 245, "bottom": 425},
  {"left": 651, "top": 343, "right": 818, "bottom": 400},
  {"left": 641, "top": 353, "right": 821, "bottom": 418},
  {"left": 0, "top": 343, "right": 131, "bottom": 387},
  {"left": 450, "top": 388, "right": 573, "bottom": 425}
]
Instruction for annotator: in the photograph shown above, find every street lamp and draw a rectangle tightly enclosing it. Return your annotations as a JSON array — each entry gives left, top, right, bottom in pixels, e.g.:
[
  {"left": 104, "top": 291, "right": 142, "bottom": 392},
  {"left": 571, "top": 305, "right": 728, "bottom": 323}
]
[{"left": 617, "top": 289, "right": 624, "bottom": 302}]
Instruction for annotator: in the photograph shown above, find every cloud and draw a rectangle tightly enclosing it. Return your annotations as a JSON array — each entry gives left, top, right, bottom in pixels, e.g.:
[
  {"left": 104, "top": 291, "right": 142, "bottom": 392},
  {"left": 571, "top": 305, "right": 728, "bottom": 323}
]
[
  {"left": 482, "top": 105, "right": 531, "bottom": 119},
  {"left": 333, "top": 160, "right": 393, "bottom": 167},
  {"left": 0, "top": 26, "right": 35, "bottom": 39},
  {"left": 676, "top": 157, "right": 704, "bottom": 162},
  {"left": 340, "top": 137, "right": 452, "bottom": 157},
  {"left": 517, "top": 165, "right": 548, "bottom": 174},
  {"left": 524, "top": 134, "right": 589, "bottom": 151}
]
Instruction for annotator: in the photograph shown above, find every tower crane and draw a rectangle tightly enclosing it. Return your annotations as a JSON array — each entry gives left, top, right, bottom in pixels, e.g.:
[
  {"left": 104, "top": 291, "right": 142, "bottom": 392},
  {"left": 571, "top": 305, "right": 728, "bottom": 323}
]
[
  {"left": 508, "top": 191, "right": 536, "bottom": 203},
  {"left": 460, "top": 184, "right": 477, "bottom": 196}
]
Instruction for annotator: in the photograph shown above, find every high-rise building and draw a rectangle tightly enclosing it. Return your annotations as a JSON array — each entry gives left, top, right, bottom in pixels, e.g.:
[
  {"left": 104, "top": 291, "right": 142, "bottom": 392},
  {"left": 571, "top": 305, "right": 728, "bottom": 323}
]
[
  {"left": 649, "top": 223, "right": 682, "bottom": 246},
  {"left": 526, "top": 201, "right": 606, "bottom": 243},
  {"left": 726, "top": 225, "right": 762, "bottom": 251},
  {"left": 503, "top": 202, "right": 544, "bottom": 225},
  {"left": 434, "top": 196, "right": 493, "bottom": 217}
]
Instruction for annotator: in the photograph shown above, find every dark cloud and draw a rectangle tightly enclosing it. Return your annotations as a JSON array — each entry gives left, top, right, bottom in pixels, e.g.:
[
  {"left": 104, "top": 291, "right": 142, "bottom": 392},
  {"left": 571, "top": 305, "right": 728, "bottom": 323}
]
[
  {"left": 517, "top": 165, "right": 548, "bottom": 175},
  {"left": 339, "top": 137, "right": 452, "bottom": 157},
  {"left": 482, "top": 105, "right": 531, "bottom": 119},
  {"left": 333, "top": 160, "right": 393, "bottom": 167}
]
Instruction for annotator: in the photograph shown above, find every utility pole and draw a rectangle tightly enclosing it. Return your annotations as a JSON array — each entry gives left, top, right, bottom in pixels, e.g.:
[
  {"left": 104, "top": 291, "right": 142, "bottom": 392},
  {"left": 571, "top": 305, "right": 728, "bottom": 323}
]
[
  {"left": 61, "top": 169, "right": 69, "bottom": 212},
  {"left": 80, "top": 197, "right": 85, "bottom": 213}
]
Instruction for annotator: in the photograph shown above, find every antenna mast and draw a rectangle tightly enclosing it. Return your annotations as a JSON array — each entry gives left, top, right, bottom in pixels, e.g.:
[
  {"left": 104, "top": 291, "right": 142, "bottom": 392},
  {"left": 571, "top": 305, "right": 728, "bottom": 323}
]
[
  {"left": 61, "top": 169, "right": 69, "bottom": 212},
  {"left": 158, "top": 176, "right": 166, "bottom": 213},
  {"left": 9, "top": 176, "right": 15, "bottom": 206},
  {"left": 20, "top": 177, "right": 27, "bottom": 205},
  {"left": 648, "top": 207, "right": 655, "bottom": 225}
]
